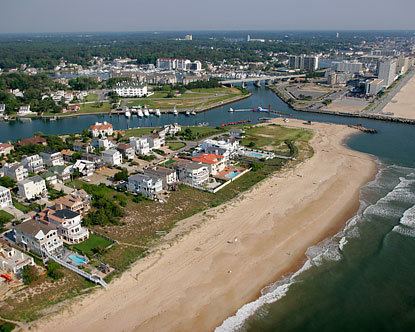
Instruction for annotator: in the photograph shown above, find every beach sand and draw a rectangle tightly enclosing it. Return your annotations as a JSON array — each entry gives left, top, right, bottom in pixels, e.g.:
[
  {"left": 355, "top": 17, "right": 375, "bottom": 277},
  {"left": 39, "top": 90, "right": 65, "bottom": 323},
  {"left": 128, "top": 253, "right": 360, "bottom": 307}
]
[
  {"left": 383, "top": 72, "right": 415, "bottom": 120},
  {"left": 34, "top": 119, "right": 377, "bottom": 332}
]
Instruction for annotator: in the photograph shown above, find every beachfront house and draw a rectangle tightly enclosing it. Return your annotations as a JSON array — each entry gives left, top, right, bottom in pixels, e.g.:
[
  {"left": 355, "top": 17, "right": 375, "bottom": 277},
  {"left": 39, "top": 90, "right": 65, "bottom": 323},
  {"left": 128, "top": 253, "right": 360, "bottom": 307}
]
[
  {"left": 14, "top": 219, "right": 64, "bottom": 257},
  {"left": 175, "top": 160, "right": 209, "bottom": 188},
  {"left": 22, "top": 154, "right": 45, "bottom": 173},
  {"left": 0, "top": 242, "right": 35, "bottom": 274},
  {"left": 71, "top": 159, "right": 95, "bottom": 177},
  {"left": 117, "top": 143, "right": 135, "bottom": 160},
  {"left": 129, "top": 137, "right": 150, "bottom": 155},
  {"left": 191, "top": 153, "right": 226, "bottom": 176},
  {"left": 2, "top": 162, "right": 29, "bottom": 182},
  {"left": 127, "top": 173, "right": 163, "bottom": 199},
  {"left": 102, "top": 149, "right": 123, "bottom": 166},
  {"left": 17, "top": 176, "right": 47, "bottom": 200},
  {"left": 143, "top": 166, "right": 178, "bottom": 190},
  {"left": 40, "top": 151, "right": 65, "bottom": 167},
  {"left": 200, "top": 139, "right": 239, "bottom": 160},
  {"left": 229, "top": 128, "right": 246, "bottom": 139},
  {"left": 89, "top": 122, "right": 114, "bottom": 138},
  {"left": 46, "top": 209, "right": 89, "bottom": 244},
  {"left": 53, "top": 190, "right": 91, "bottom": 215},
  {"left": 163, "top": 123, "right": 181, "bottom": 136},
  {"left": 0, "top": 186, "right": 13, "bottom": 208}
]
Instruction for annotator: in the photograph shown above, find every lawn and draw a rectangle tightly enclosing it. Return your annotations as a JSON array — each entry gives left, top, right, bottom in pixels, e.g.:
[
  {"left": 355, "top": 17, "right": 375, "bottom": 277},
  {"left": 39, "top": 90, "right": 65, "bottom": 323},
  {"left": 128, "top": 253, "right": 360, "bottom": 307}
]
[
  {"left": 167, "top": 141, "right": 186, "bottom": 151},
  {"left": 12, "top": 199, "right": 40, "bottom": 214},
  {"left": 79, "top": 102, "right": 111, "bottom": 114},
  {"left": 84, "top": 93, "right": 99, "bottom": 102},
  {"left": 71, "top": 233, "right": 114, "bottom": 258},
  {"left": 179, "top": 126, "right": 225, "bottom": 140},
  {"left": 123, "top": 127, "right": 156, "bottom": 138},
  {"left": 0, "top": 210, "right": 14, "bottom": 222},
  {"left": 126, "top": 87, "right": 243, "bottom": 110}
]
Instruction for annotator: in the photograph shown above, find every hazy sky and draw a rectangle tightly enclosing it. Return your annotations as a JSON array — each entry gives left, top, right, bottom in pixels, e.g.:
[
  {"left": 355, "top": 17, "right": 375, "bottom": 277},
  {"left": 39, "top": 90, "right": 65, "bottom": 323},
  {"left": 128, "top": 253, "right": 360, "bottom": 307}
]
[{"left": 1, "top": 0, "right": 415, "bottom": 33}]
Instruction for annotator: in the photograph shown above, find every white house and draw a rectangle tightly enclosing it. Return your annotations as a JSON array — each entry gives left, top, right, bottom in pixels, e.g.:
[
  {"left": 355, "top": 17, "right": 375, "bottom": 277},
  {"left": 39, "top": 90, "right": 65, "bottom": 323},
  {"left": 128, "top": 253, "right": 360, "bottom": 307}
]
[
  {"left": 89, "top": 122, "right": 114, "bottom": 138},
  {"left": 129, "top": 137, "right": 150, "bottom": 155},
  {"left": 0, "top": 243, "right": 35, "bottom": 274},
  {"left": 47, "top": 209, "right": 89, "bottom": 244},
  {"left": 2, "top": 162, "right": 29, "bottom": 182},
  {"left": 117, "top": 143, "right": 135, "bottom": 160},
  {"left": 92, "top": 138, "right": 114, "bottom": 150},
  {"left": 40, "top": 152, "right": 64, "bottom": 167},
  {"left": 114, "top": 82, "right": 148, "bottom": 97},
  {"left": 18, "top": 176, "right": 47, "bottom": 200},
  {"left": 17, "top": 105, "right": 36, "bottom": 116},
  {"left": 101, "top": 149, "right": 123, "bottom": 166},
  {"left": 192, "top": 153, "right": 226, "bottom": 175},
  {"left": 0, "top": 143, "right": 14, "bottom": 156},
  {"left": 0, "top": 104, "right": 5, "bottom": 116},
  {"left": 0, "top": 186, "right": 13, "bottom": 208},
  {"left": 127, "top": 173, "right": 163, "bottom": 199},
  {"left": 144, "top": 167, "right": 178, "bottom": 190},
  {"left": 145, "top": 132, "right": 165, "bottom": 150},
  {"left": 163, "top": 123, "right": 182, "bottom": 136},
  {"left": 22, "top": 154, "right": 45, "bottom": 173},
  {"left": 14, "top": 219, "right": 64, "bottom": 257},
  {"left": 71, "top": 159, "right": 95, "bottom": 177},
  {"left": 175, "top": 160, "right": 209, "bottom": 187}
]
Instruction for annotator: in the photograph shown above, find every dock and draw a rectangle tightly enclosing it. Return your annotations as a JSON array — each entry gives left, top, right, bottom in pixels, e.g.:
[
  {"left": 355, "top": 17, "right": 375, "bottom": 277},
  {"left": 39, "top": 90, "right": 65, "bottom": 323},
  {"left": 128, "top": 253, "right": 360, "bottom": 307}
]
[{"left": 348, "top": 124, "right": 378, "bottom": 134}]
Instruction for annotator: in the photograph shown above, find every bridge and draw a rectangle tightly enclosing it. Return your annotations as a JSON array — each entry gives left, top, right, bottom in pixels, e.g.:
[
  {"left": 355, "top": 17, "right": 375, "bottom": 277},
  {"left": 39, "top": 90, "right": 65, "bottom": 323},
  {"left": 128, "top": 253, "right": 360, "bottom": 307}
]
[{"left": 219, "top": 74, "right": 306, "bottom": 86}]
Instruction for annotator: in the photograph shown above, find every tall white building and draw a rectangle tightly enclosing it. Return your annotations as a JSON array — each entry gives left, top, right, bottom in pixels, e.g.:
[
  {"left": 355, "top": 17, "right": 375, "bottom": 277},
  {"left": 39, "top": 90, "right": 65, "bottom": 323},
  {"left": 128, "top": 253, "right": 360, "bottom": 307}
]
[
  {"left": 288, "top": 55, "right": 319, "bottom": 72},
  {"left": 18, "top": 176, "right": 47, "bottom": 200},
  {"left": 378, "top": 58, "right": 397, "bottom": 88},
  {"left": 114, "top": 82, "right": 148, "bottom": 97},
  {"left": 332, "top": 61, "right": 363, "bottom": 74},
  {"left": 0, "top": 186, "right": 13, "bottom": 208}
]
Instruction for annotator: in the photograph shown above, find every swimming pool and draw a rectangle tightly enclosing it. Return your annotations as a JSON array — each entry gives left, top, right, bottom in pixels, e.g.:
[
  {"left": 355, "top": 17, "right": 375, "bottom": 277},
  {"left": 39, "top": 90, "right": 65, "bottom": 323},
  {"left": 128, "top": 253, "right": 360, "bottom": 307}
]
[
  {"left": 68, "top": 254, "right": 88, "bottom": 266},
  {"left": 225, "top": 170, "right": 241, "bottom": 179}
]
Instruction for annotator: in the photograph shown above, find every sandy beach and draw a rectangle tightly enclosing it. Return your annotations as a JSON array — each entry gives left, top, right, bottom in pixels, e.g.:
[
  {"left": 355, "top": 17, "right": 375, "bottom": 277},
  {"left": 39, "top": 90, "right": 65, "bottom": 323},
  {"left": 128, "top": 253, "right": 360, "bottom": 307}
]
[
  {"left": 34, "top": 119, "right": 377, "bottom": 332},
  {"left": 382, "top": 71, "right": 415, "bottom": 120}
]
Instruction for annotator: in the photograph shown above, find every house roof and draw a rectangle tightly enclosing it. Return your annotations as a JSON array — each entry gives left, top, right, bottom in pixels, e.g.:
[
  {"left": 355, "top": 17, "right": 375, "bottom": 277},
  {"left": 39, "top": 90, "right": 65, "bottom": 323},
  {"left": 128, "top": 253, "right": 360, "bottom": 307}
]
[
  {"left": 90, "top": 122, "right": 113, "bottom": 131},
  {"left": 14, "top": 219, "right": 56, "bottom": 237},
  {"left": 18, "top": 175, "right": 44, "bottom": 185},
  {"left": 52, "top": 209, "right": 79, "bottom": 220},
  {"left": 192, "top": 153, "right": 224, "bottom": 165},
  {"left": 0, "top": 143, "right": 13, "bottom": 151},
  {"left": 145, "top": 166, "right": 175, "bottom": 177},
  {"left": 18, "top": 136, "right": 46, "bottom": 146}
]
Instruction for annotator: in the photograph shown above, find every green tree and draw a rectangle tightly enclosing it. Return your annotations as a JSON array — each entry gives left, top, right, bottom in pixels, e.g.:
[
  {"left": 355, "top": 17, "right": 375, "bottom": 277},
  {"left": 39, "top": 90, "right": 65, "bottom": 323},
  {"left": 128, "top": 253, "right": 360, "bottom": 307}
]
[
  {"left": 47, "top": 261, "right": 64, "bottom": 280},
  {"left": 21, "top": 265, "right": 39, "bottom": 285},
  {"left": 0, "top": 176, "right": 16, "bottom": 188}
]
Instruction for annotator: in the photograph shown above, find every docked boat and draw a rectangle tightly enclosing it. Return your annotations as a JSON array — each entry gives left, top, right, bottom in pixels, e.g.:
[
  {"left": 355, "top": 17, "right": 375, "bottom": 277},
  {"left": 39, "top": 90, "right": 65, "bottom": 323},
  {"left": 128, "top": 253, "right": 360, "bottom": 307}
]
[
  {"left": 137, "top": 109, "right": 144, "bottom": 117},
  {"left": 191, "top": 111, "right": 196, "bottom": 116},
  {"left": 185, "top": 111, "right": 190, "bottom": 116},
  {"left": 155, "top": 109, "right": 161, "bottom": 117},
  {"left": 229, "top": 107, "right": 234, "bottom": 112},
  {"left": 143, "top": 109, "right": 150, "bottom": 117},
  {"left": 125, "top": 110, "right": 131, "bottom": 118}
]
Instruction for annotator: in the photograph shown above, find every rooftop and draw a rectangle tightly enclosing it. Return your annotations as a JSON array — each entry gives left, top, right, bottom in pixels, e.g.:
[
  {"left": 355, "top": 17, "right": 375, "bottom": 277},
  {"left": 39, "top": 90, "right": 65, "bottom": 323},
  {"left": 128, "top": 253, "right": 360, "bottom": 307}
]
[{"left": 14, "top": 219, "right": 56, "bottom": 237}]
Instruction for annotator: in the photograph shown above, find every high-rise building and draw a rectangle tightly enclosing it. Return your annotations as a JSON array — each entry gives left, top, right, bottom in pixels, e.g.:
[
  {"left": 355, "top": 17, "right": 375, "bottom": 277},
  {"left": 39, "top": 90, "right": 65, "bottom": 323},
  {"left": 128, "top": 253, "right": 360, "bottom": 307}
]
[
  {"left": 377, "top": 58, "right": 397, "bottom": 88},
  {"left": 365, "top": 78, "right": 384, "bottom": 96},
  {"left": 332, "top": 61, "right": 363, "bottom": 74},
  {"left": 247, "top": 35, "right": 251, "bottom": 42},
  {"left": 184, "top": 34, "right": 193, "bottom": 41},
  {"left": 288, "top": 55, "right": 319, "bottom": 72}
]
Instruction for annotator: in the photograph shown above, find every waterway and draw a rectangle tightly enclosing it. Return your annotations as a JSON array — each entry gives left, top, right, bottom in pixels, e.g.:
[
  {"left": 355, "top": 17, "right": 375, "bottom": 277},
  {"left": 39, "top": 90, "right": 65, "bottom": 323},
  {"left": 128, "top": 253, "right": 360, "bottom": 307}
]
[{"left": 2, "top": 85, "right": 415, "bottom": 332}]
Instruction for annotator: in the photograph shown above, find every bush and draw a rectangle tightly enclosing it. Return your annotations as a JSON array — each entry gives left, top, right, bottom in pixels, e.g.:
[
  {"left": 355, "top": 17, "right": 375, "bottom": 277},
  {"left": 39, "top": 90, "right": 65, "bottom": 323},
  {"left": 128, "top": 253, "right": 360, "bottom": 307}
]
[
  {"left": 47, "top": 261, "right": 64, "bottom": 281},
  {"left": 0, "top": 176, "right": 16, "bottom": 188},
  {"left": 114, "top": 168, "right": 128, "bottom": 182},
  {"left": 21, "top": 265, "right": 39, "bottom": 285}
]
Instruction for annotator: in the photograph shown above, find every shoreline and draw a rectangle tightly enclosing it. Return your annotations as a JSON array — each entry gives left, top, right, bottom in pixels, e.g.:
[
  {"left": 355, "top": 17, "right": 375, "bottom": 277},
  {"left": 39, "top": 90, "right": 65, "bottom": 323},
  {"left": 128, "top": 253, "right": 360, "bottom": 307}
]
[{"left": 34, "top": 119, "right": 377, "bottom": 332}]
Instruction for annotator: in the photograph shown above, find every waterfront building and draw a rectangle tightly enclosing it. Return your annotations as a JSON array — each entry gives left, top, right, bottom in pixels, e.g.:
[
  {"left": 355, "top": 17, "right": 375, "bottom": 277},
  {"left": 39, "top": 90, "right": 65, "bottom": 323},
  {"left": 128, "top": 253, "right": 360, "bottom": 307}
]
[
  {"left": 143, "top": 167, "right": 178, "bottom": 190},
  {"left": 0, "top": 242, "right": 35, "bottom": 274},
  {"left": 192, "top": 153, "right": 226, "bottom": 176},
  {"left": 365, "top": 78, "right": 384, "bottom": 96},
  {"left": 47, "top": 209, "right": 89, "bottom": 244},
  {"left": 288, "top": 55, "right": 319, "bottom": 72},
  {"left": 114, "top": 82, "right": 148, "bottom": 97},
  {"left": 378, "top": 58, "right": 397, "bottom": 88},
  {"left": 129, "top": 137, "right": 150, "bottom": 155},
  {"left": 174, "top": 160, "right": 209, "bottom": 187},
  {"left": 89, "top": 122, "right": 114, "bottom": 138},
  {"left": 0, "top": 143, "right": 14, "bottom": 156},
  {"left": 127, "top": 173, "right": 163, "bottom": 199}
]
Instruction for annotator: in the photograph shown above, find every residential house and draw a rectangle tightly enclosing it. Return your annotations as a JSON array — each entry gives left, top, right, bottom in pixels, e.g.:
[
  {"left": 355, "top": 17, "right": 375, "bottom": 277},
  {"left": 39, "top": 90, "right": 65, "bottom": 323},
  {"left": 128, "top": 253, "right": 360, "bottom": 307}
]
[
  {"left": 41, "top": 171, "right": 58, "bottom": 185},
  {"left": 0, "top": 186, "right": 13, "bottom": 208},
  {"left": 163, "top": 123, "right": 181, "bottom": 136},
  {"left": 129, "top": 136, "right": 150, "bottom": 155},
  {"left": 92, "top": 137, "right": 114, "bottom": 151},
  {"left": 0, "top": 143, "right": 14, "bottom": 156},
  {"left": 17, "top": 105, "right": 36, "bottom": 116},
  {"left": 47, "top": 209, "right": 89, "bottom": 244},
  {"left": 2, "top": 162, "right": 29, "bottom": 181},
  {"left": 22, "top": 154, "right": 45, "bottom": 173},
  {"left": 73, "top": 140, "right": 95, "bottom": 154},
  {"left": 127, "top": 173, "right": 163, "bottom": 199},
  {"left": 18, "top": 175, "right": 47, "bottom": 200},
  {"left": 175, "top": 160, "right": 209, "bottom": 187},
  {"left": 49, "top": 165, "right": 72, "bottom": 182},
  {"left": 192, "top": 153, "right": 226, "bottom": 175},
  {"left": 14, "top": 219, "right": 64, "bottom": 257},
  {"left": 117, "top": 143, "right": 135, "bottom": 161},
  {"left": 17, "top": 136, "right": 47, "bottom": 147},
  {"left": 61, "top": 149, "right": 76, "bottom": 162},
  {"left": 71, "top": 159, "right": 95, "bottom": 177},
  {"left": 81, "top": 153, "right": 104, "bottom": 168},
  {"left": 0, "top": 104, "right": 5, "bottom": 116},
  {"left": 89, "top": 122, "right": 114, "bottom": 138},
  {"left": 145, "top": 132, "right": 165, "bottom": 150},
  {"left": 40, "top": 151, "right": 64, "bottom": 167},
  {"left": 229, "top": 128, "right": 246, "bottom": 139},
  {"left": 102, "top": 149, "right": 122, "bottom": 166},
  {"left": 144, "top": 166, "right": 178, "bottom": 190},
  {"left": 53, "top": 190, "right": 91, "bottom": 215},
  {"left": 0, "top": 242, "right": 35, "bottom": 274},
  {"left": 200, "top": 139, "right": 239, "bottom": 159}
]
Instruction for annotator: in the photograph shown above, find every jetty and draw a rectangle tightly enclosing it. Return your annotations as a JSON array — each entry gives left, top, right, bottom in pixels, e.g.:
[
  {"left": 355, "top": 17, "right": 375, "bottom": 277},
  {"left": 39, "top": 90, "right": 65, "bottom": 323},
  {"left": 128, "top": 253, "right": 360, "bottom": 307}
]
[{"left": 348, "top": 124, "right": 377, "bottom": 134}]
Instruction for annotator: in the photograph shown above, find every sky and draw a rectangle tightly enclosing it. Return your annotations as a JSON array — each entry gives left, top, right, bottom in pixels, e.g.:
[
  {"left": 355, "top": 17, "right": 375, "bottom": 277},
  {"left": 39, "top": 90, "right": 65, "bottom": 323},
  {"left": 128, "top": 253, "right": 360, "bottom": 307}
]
[{"left": 1, "top": 0, "right": 415, "bottom": 33}]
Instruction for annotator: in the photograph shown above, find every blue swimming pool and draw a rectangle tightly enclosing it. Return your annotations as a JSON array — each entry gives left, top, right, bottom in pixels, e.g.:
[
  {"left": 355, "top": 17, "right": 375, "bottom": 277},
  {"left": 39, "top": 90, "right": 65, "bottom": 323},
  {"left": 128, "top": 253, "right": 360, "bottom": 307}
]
[
  {"left": 68, "top": 254, "right": 88, "bottom": 266},
  {"left": 225, "top": 170, "right": 241, "bottom": 179}
]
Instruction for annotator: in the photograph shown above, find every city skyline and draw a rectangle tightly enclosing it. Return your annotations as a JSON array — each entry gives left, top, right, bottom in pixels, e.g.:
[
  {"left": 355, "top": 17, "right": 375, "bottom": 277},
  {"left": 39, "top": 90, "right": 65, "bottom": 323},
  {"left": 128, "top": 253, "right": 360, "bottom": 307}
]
[{"left": 1, "top": 0, "right": 415, "bottom": 34}]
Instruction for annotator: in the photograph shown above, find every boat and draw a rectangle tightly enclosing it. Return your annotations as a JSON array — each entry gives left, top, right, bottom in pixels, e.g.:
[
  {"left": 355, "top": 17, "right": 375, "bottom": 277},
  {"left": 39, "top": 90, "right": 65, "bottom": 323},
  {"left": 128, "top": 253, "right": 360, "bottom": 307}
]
[
  {"left": 191, "top": 111, "right": 196, "bottom": 116},
  {"left": 148, "top": 109, "right": 153, "bottom": 114},
  {"left": 137, "top": 109, "right": 144, "bottom": 117},
  {"left": 254, "top": 106, "right": 269, "bottom": 113},
  {"left": 229, "top": 107, "right": 234, "bottom": 112},
  {"left": 155, "top": 109, "right": 161, "bottom": 117},
  {"left": 185, "top": 111, "right": 190, "bottom": 116},
  {"left": 173, "top": 109, "right": 178, "bottom": 116},
  {"left": 125, "top": 110, "right": 131, "bottom": 118},
  {"left": 143, "top": 109, "right": 150, "bottom": 117}
]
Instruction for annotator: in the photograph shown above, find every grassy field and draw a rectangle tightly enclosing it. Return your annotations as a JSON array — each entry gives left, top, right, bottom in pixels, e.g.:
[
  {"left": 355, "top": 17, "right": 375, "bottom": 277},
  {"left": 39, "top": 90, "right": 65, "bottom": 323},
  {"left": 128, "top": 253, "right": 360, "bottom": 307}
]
[
  {"left": 122, "top": 127, "right": 156, "bottom": 138},
  {"left": 78, "top": 102, "right": 111, "bottom": 114},
  {"left": 126, "top": 87, "right": 243, "bottom": 110},
  {"left": 0, "top": 210, "right": 14, "bottom": 222},
  {"left": 167, "top": 141, "right": 186, "bottom": 151},
  {"left": 84, "top": 93, "right": 99, "bottom": 102},
  {"left": 71, "top": 233, "right": 114, "bottom": 258}
]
